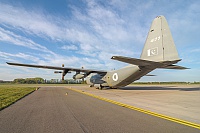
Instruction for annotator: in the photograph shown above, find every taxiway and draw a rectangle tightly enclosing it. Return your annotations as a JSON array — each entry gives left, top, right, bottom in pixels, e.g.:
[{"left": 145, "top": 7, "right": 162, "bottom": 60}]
[{"left": 0, "top": 86, "right": 199, "bottom": 133}]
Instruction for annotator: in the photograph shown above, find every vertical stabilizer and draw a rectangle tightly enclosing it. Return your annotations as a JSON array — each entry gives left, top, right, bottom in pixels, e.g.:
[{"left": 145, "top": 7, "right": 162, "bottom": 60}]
[{"left": 140, "top": 16, "right": 179, "bottom": 62}]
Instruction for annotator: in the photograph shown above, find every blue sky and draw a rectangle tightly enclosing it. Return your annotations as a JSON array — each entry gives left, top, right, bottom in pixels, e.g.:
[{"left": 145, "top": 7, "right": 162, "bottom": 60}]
[{"left": 0, "top": 0, "right": 200, "bottom": 82}]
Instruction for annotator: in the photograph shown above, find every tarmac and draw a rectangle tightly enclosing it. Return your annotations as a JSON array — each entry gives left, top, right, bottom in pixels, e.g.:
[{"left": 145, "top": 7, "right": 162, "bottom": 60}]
[
  {"left": 0, "top": 85, "right": 199, "bottom": 133},
  {"left": 73, "top": 84, "right": 200, "bottom": 124}
]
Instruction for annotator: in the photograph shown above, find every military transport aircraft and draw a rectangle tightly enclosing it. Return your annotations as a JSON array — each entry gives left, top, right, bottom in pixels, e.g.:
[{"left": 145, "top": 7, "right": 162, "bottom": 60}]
[{"left": 7, "top": 16, "right": 188, "bottom": 89}]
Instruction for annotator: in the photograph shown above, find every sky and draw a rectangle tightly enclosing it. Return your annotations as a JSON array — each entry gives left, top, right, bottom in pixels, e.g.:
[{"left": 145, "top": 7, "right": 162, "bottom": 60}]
[{"left": 0, "top": 0, "right": 200, "bottom": 82}]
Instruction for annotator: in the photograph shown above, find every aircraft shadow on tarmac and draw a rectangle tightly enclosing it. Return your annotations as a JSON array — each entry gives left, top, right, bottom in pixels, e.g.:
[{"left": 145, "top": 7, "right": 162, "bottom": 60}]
[{"left": 118, "top": 86, "right": 200, "bottom": 91}]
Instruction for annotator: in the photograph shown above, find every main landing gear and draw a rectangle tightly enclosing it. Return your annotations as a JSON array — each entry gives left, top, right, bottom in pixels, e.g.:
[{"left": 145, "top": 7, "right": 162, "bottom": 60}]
[
  {"left": 89, "top": 84, "right": 104, "bottom": 90},
  {"left": 96, "top": 84, "right": 103, "bottom": 90}
]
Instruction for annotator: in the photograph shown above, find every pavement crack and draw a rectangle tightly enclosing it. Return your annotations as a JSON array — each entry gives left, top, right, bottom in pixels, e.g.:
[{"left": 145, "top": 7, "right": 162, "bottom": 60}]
[{"left": 66, "top": 104, "right": 90, "bottom": 133}]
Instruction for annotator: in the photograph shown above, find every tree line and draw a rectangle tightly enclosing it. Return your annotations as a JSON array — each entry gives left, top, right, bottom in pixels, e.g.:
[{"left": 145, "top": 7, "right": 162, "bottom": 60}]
[
  {"left": 13, "top": 77, "right": 45, "bottom": 84},
  {"left": 1, "top": 78, "right": 199, "bottom": 84},
  {"left": 12, "top": 77, "right": 84, "bottom": 84}
]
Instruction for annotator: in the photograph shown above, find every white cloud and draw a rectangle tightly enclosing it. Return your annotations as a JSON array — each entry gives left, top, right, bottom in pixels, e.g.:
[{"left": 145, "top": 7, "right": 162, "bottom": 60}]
[
  {"left": 191, "top": 49, "right": 200, "bottom": 53},
  {"left": 0, "top": 3, "right": 65, "bottom": 41},
  {"left": 0, "top": 1, "right": 141, "bottom": 60},
  {"left": 0, "top": 51, "right": 39, "bottom": 62},
  {"left": 0, "top": 3, "right": 157, "bottom": 80},
  {"left": 61, "top": 44, "right": 78, "bottom": 50},
  {"left": 0, "top": 27, "right": 54, "bottom": 54}
]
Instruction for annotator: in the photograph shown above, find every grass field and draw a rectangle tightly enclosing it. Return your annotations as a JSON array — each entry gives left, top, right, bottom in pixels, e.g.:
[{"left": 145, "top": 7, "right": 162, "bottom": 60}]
[
  {"left": 0, "top": 85, "right": 36, "bottom": 110},
  {"left": 0, "top": 84, "right": 87, "bottom": 110}
]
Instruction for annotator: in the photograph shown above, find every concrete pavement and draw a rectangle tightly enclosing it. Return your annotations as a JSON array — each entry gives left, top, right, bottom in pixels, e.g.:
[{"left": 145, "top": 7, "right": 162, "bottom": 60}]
[{"left": 0, "top": 86, "right": 199, "bottom": 133}]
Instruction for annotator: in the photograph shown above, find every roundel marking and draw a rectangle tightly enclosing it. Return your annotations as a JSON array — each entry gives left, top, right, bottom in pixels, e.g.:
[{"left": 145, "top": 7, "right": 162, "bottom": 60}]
[{"left": 112, "top": 73, "right": 118, "bottom": 81}]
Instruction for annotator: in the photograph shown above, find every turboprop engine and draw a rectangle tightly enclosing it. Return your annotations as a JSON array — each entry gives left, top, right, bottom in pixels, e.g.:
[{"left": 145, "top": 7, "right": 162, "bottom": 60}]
[
  {"left": 54, "top": 71, "right": 62, "bottom": 74},
  {"left": 54, "top": 64, "right": 71, "bottom": 80},
  {"left": 73, "top": 74, "right": 85, "bottom": 80}
]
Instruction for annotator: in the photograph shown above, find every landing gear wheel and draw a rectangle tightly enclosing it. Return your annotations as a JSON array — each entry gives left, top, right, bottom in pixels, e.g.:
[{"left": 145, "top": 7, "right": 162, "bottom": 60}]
[
  {"left": 110, "top": 87, "right": 117, "bottom": 89},
  {"left": 89, "top": 85, "right": 94, "bottom": 87},
  {"left": 99, "top": 84, "right": 103, "bottom": 90}
]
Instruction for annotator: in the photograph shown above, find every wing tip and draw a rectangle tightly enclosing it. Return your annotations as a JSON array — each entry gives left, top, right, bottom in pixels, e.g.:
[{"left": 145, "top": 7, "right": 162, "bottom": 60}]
[{"left": 184, "top": 67, "right": 190, "bottom": 69}]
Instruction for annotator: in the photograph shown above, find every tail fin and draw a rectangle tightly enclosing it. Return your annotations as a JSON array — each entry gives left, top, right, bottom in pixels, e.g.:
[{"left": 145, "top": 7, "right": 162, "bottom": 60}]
[{"left": 140, "top": 16, "right": 179, "bottom": 62}]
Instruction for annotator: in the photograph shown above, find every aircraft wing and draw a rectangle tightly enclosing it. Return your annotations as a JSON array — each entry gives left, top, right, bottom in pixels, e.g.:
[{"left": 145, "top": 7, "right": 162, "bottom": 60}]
[{"left": 6, "top": 62, "right": 107, "bottom": 74}]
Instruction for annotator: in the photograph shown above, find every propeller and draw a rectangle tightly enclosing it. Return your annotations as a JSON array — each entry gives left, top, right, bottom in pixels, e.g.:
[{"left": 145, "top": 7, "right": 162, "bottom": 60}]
[{"left": 54, "top": 64, "right": 70, "bottom": 81}]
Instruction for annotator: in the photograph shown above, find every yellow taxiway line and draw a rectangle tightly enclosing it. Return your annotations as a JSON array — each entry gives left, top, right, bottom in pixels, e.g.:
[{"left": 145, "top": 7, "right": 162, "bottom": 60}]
[{"left": 68, "top": 87, "right": 200, "bottom": 129}]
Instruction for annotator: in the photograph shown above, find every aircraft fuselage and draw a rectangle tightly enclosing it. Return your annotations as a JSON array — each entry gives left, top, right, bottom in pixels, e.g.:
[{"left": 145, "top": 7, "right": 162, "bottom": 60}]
[{"left": 86, "top": 65, "right": 155, "bottom": 88}]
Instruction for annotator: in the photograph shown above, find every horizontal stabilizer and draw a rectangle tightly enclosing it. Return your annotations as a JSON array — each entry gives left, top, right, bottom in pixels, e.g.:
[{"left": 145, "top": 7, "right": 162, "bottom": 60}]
[
  {"left": 111, "top": 56, "right": 187, "bottom": 70},
  {"left": 111, "top": 56, "right": 161, "bottom": 67}
]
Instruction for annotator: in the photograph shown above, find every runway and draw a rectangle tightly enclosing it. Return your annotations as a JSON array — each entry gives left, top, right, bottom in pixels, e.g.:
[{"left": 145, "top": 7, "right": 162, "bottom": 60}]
[{"left": 0, "top": 86, "right": 199, "bottom": 133}]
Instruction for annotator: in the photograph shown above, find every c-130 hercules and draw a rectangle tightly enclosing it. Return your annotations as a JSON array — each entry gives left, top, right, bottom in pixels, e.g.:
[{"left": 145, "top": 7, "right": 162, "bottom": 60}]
[{"left": 7, "top": 16, "right": 188, "bottom": 89}]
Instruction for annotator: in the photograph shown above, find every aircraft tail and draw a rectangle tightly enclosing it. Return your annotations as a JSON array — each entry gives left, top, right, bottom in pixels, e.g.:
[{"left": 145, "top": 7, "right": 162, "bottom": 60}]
[
  {"left": 140, "top": 16, "right": 180, "bottom": 62},
  {"left": 111, "top": 16, "right": 189, "bottom": 70}
]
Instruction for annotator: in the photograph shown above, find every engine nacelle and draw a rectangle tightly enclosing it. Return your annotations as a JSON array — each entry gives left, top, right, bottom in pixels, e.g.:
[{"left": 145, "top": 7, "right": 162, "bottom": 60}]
[
  {"left": 73, "top": 74, "right": 85, "bottom": 79},
  {"left": 54, "top": 71, "right": 62, "bottom": 73}
]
